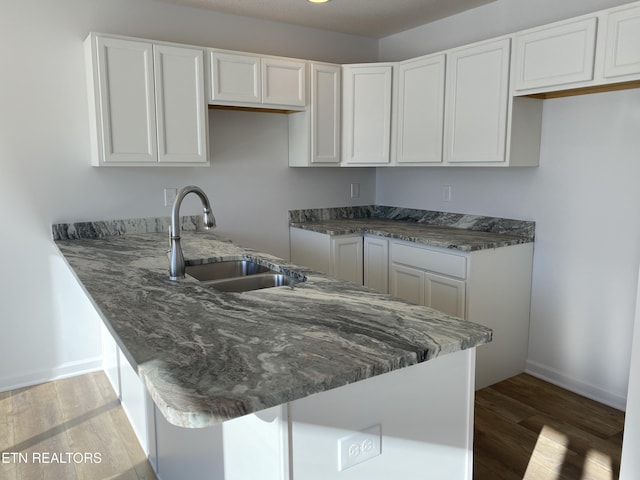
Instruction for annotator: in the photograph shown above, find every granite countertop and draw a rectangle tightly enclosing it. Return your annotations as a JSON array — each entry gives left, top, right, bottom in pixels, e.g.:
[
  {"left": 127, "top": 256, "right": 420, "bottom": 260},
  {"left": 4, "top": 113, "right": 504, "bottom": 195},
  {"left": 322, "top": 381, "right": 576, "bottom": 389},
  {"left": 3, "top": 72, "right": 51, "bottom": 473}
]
[
  {"left": 53, "top": 216, "right": 492, "bottom": 429},
  {"left": 289, "top": 205, "right": 535, "bottom": 251}
]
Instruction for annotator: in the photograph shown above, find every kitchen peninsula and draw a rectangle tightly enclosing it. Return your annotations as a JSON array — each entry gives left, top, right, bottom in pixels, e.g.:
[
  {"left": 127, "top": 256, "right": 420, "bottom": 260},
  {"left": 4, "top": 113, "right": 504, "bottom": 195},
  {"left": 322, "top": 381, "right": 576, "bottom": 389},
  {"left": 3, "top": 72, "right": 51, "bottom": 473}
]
[{"left": 53, "top": 215, "right": 492, "bottom": 479}]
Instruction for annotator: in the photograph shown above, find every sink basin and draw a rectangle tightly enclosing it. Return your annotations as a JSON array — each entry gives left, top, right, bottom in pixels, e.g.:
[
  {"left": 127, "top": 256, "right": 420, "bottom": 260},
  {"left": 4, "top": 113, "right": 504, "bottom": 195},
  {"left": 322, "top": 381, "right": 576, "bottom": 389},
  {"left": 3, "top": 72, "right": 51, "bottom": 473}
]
[
  {"left": 186, "top": 260, "right": 271, "bottom": 282},
  {"left": 185, "top": 260, "right": 301, "bottom": 292},
  {"left": 203, "top": 273, "right": 292, "bottom": 292}
]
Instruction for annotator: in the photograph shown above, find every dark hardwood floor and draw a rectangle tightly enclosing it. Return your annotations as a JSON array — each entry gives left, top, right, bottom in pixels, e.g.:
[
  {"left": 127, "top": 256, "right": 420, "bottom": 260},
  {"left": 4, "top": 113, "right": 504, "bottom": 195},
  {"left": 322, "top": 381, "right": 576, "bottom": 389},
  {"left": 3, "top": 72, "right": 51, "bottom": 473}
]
[{"left": 474, "top": 373, "right": 626, "bottom": 480}]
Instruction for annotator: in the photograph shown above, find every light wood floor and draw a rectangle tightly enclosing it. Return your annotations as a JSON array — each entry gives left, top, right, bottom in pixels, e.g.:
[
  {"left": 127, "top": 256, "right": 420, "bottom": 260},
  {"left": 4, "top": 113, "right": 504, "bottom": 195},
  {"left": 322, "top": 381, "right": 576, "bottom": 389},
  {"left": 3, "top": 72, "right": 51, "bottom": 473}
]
[
  {"left": 474, "top": 373, "right": 626, "bottom": 480},
  {"left": 0, "top": 371, "right": 626, "bottom": 479},
  {"left": 0, "top": 371, "right": 156, "bottom": 480}
]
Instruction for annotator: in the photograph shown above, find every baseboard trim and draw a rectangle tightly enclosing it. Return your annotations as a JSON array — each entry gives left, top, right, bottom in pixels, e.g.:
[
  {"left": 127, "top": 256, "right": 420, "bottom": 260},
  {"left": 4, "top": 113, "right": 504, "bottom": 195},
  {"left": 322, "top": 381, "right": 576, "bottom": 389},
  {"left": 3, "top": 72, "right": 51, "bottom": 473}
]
[
  {"left": 526, "top": 360, "right": 627, "bottom": 411},
  {"left": 0, "top": 357, "right": 103, "bottom": 393}
]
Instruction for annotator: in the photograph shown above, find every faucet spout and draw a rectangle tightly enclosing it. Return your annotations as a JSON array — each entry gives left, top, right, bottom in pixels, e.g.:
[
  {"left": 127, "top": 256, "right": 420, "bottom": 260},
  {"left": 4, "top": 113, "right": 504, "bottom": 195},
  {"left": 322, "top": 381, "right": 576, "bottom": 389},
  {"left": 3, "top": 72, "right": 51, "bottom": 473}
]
[{"left": 169, "top": 186, "right": 216, "bottom": 280}]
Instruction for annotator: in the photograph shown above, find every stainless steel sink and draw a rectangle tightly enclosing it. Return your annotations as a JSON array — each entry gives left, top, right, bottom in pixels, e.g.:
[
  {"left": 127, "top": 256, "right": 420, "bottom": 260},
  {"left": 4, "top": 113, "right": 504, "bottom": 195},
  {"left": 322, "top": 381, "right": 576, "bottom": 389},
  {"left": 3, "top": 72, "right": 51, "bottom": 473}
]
[
  {"left": 185, "top": 260, "right": 301, "bottom": 292},
  {"left": 186, "top": 260, "right": 271, "bottom": 282},
  {"left": 202, "top": 273, "right": 291, "bottom": 292}
]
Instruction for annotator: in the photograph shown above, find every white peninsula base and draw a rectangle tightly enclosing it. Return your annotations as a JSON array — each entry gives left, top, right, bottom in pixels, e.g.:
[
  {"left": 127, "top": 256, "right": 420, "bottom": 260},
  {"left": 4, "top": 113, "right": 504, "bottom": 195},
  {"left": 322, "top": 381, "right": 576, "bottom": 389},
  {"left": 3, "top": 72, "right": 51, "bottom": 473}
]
[{"left": 103, "top": 325, "right": 477, "bottom": 480}]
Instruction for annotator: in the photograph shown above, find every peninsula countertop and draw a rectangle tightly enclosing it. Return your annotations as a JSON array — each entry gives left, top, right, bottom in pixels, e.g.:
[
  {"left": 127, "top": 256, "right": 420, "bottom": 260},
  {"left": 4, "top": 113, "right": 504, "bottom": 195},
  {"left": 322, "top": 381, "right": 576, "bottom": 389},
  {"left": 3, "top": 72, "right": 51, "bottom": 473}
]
[{"left": 53, "top": 216, "right": 492, "bottom": 429}]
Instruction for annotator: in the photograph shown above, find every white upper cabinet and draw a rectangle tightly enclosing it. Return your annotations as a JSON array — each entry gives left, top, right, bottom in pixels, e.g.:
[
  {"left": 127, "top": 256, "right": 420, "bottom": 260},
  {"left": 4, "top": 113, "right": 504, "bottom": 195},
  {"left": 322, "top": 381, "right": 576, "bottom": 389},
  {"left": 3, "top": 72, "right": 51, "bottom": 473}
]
[
  {"left": 85, "top": 34, "right": 208, "bottom": 167},
  {"left": 209, "top": 51, "right": 261, "bottom": 103},
  {"left": 261, "top": 58, "right": 306, "bottom": 107},
  {"left": 208, "top": 50, "right": 305, "bottom": 109},
  {"left": 341, "top": 64, "right": 393, "bottom": 165},
  {"left": 603, "top": 4, "right": 640, "bottom": 80},
  {"left": 512, "top": 2, "right": 640, "bottom": 94},
  {"left": 154, "top": 44, "right": 208, "bottom": 165},
  {"left": 513, "top": 17, "right": 597, "bottom": 92},
  {"left": 88, "top": 36, "right": 157, "bottom": 165},
  {"left": 396, "top": 54, "right": 445, "bottom": 165},
  {"left": 443, "top": 38, "right": 511, "bottom": 165},
  {"left": 289, "top": 62, "right": 341, "bottom": 166}
]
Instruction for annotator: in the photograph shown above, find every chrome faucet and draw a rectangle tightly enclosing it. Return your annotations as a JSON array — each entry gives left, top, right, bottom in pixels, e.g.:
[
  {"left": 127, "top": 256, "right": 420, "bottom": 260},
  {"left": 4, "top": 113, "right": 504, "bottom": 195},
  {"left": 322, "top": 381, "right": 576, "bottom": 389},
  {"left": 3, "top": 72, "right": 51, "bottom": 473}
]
[{"left": 169, "top": 186, "right": 216, "bottom": 280}]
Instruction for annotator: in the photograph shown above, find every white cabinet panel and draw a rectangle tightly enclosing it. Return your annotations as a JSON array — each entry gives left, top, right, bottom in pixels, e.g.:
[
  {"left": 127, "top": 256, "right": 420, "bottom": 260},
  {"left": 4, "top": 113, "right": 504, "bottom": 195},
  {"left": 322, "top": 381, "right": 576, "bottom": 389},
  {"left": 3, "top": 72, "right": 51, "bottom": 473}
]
[
  {"left": 604, "top": 4, "right": 640, "bottom": 79},
  {"left": 364, "top": 236, "right": 388, "bottom": 293},
  {"left": 262, "top": 58, "right": 306, "bottom": 107},
  {"left": 92, "top": 36, "right": 157, "bottom": 165},
  {"left": 331, "top": 236, "right": 363, "bottom": 285},
  {"left": 289, "top": 63, "right": 341, "bottom": 166},
  {"left": 289, "top": 227, "right": 332, "bottom": 274},
  {"left": 425, "top": 272, "right": 466, "bottom": 318},
  {"left": 86, "top": 34, "right": 209, "bottom": 167},
  {"left": 290, "top": 348, "right": 475, "bottom": 480},
  {"left": 342, "top": 64, "right": 393, "bottom": 165},
  {"left": 444, "top": 38, "right": 511, "bottom": 164},
  {"left": 513, "top": 18, "right": 597, "bottom": 91},
  {"left": 310, "top": 63, "right": 341, "bottom": 164},
  {"left": 396, "top": 54, "right": 445, "bottom": 164},
  {"left": 209, "top": 51, "right": 305, "bottom": 108},
  {"left": 209, "top": 51, "right": 261, "bottom": 103},
  {"left": 390, "top": 263, "right": 425, "bottom": 306},
  {"left": 154, "top": 45, "right": 208, "bottom": 164}
]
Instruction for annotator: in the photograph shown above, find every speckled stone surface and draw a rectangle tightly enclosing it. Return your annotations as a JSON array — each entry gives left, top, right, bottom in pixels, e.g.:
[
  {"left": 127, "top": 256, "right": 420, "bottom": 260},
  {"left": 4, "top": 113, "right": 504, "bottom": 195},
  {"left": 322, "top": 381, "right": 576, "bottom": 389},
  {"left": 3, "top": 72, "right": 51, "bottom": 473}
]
[
  {"left": 53, "top": 217, "right": 492, "bottom": 429},
  {"left": 289, "top": 206, "right": 534, "bottom": 251}
]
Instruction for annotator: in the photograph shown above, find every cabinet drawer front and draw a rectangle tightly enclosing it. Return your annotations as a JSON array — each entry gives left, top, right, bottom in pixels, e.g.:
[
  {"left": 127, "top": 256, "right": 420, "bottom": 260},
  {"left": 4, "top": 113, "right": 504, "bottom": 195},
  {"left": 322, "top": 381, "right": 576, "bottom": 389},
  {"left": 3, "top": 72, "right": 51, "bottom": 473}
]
[{"left": 391, "top": 243, "right": 466, "bottom": 279}]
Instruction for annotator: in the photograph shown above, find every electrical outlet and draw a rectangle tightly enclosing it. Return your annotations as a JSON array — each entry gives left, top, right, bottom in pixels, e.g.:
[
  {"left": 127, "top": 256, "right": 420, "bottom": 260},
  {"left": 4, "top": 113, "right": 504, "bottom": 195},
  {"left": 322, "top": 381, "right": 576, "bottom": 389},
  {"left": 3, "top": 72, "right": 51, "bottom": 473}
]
[
  {"left": 442, "top": 185, "right": 452, "bottom": 202},
  {"left": 338, "top": 424, "right": 381, "bottom": 471},
  {"left": 164, "top": 188, "right": 177, "bottom": 207},
  {"left": 350, "top": 183, "right": 360, "bottom": 199}
]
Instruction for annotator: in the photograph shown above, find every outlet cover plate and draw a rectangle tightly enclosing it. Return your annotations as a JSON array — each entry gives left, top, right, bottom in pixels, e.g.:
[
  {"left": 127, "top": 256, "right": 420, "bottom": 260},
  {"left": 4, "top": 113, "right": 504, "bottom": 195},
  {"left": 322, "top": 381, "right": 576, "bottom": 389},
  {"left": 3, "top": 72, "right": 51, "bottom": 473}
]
[{"left": 338, "top": 424, "right": 381, "bottom": 471}]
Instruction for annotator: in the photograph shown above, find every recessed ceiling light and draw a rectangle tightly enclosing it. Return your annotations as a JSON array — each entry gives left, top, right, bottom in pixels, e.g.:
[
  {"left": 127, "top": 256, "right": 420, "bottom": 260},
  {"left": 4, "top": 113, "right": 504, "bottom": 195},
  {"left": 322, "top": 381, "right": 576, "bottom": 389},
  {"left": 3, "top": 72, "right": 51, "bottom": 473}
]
[{"left": 308, "top": 0, "right": 331, "bottom": 3}]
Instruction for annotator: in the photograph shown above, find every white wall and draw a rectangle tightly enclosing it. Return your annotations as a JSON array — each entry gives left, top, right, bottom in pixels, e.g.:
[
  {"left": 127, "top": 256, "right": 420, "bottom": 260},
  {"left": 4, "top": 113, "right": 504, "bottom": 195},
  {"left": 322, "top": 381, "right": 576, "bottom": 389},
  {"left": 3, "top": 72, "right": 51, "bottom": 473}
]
[
  {"left": 378, "top": 0, "right": 640, "bottom": 409},
  {"left": 0, "top": 0, "right": 377, "bottom": 391}
]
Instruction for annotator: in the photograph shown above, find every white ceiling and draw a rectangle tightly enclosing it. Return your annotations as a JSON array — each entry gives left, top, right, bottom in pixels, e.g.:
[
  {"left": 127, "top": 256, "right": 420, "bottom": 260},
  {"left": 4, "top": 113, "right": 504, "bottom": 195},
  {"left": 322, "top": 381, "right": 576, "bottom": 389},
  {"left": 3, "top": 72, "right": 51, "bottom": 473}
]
[{"left": 155, "top": 0, "right": 498, "bottom": 38}]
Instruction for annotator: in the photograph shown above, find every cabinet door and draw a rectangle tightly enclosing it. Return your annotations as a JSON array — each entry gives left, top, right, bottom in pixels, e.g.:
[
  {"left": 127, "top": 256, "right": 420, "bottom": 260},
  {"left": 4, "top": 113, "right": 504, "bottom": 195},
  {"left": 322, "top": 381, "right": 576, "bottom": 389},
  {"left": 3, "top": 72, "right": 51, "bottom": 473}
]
[
  {"left": 209, "top": 51, "right": 261, "bottom": 104},
  {"left": 604, "top": 5, "right": 640, "bottom": 79},
  {"left": 396, "top": 54, "right": 445, "bottom": 164},
  {"left": 154, "top": 45, "right": 208, "bottom": 164},
  {"left": 262, "top": 58, "right": 306, "bottom": 107},
  {"left": 289, "top": 227, "right": 332, "bottom": 274},
  {"left": 390, "top": 263, "right": 425, "bottom": 306},
  {"left": 95, "top": 36, "right": 157, "bottom": 164},
  {"left": 513, "top": 17, "right": 597, "bottom": 91},
  {"left": 444, "top": 39, "right": 510, "bottom": 164},
  {"left": 342, "top": 65, "right": 393, "bottom": 165},
  {"left": 364, "top": 236, "right": 388, "bottom": 293},
  {"left": 331, "top": 236, "right": 363, "bottom": 285},
  {"left": 424, "top": 272, "right": 466, "bottom": 318},
  {"left": 310, "top": 63, "right": 341, "bottom": 164}
]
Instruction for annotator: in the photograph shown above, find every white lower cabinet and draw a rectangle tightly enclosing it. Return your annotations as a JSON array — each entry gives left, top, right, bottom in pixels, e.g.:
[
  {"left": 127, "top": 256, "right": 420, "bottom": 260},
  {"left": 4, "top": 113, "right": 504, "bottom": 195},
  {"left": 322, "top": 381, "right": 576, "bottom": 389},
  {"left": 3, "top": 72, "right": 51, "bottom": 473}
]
[
  {"left": 289, "top": 227, "right": 534, "bottom": 389},
  {"left": 391, "top": 264, "right": 466, "bottom": 319},
  {"left": 364, "top": 236, "right": 388, "bottom": 293},
  {"left": 390, "top": 241, "right": 467, "bottom": 319},
  {"left": 289, "top": 227, "right": 363, "bottom": 284},
  {"left": 332, "top": 235, "right": 363, "bottom": 285},
  {"left": 390, "top": 239, "right": 533, "bottom": 389}
]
